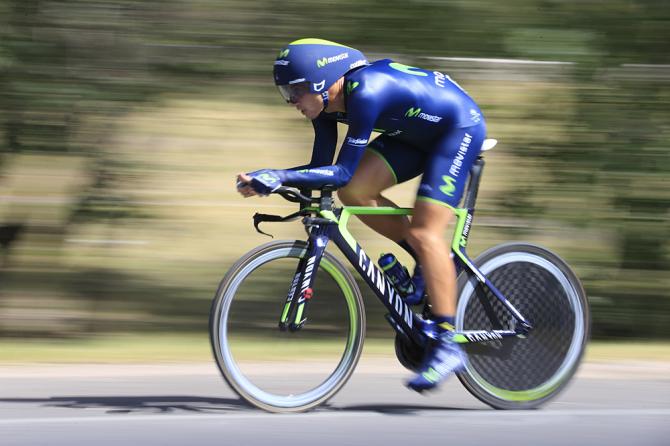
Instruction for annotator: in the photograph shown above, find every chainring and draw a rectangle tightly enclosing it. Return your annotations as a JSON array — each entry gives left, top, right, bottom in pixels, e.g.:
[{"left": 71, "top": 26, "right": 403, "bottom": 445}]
[{"left": 394, "top": 334, "right": 427, "bottom": 372}]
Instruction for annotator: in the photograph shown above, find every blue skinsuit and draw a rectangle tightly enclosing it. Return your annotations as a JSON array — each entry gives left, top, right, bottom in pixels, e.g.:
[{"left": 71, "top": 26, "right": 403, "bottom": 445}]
[{"left": 276, "top": 59, "right": 487, "bottom": 207}]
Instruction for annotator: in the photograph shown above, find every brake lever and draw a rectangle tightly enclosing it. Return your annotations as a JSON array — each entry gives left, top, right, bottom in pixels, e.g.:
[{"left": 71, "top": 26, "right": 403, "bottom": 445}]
[{"left": 252, "top": 210, "right": 306, "bottom": 238}]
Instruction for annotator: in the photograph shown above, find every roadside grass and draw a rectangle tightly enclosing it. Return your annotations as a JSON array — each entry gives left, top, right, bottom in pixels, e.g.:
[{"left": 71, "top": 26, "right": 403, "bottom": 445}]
[
  {"left": 1, "top": 85, "right": 631, "bottom": 339},
  {"left": 0, "top": 335, "right": 668, "bottom": 364}
]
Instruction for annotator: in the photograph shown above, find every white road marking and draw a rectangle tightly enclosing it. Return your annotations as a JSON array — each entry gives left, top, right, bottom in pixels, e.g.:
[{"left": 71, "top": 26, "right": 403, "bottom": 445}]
[{"left": 1, "top": 409, "right": 669, "bottom": 425}]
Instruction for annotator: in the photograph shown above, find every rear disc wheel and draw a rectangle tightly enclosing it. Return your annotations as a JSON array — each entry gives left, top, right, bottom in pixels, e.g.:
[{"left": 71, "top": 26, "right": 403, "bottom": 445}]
[{"left": 455, "top": 243, "right": 590, "bottom": 409}]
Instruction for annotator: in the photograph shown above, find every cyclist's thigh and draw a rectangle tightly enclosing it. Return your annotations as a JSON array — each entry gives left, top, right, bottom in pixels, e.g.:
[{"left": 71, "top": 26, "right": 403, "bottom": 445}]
[
  {"left": 417, "top": 122, "right": 487, "bottom": 208},
  {"left": 363, "top": 135, "right": 426, "bottom": 187}
]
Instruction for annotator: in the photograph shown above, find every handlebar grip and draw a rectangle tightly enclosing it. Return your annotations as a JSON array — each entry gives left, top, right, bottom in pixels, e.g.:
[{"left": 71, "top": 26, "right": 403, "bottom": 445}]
[{"left": 275, "top": 187, "right": 313, "bottom": 203}]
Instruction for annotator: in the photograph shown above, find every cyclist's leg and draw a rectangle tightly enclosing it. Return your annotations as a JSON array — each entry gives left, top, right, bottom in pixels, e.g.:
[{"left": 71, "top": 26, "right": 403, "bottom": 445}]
[
  {"left": 406, "top": 122, "right": 486, "bottom": 391},
  {"left": 408, "top": 122, "right": 486, "bottom": 317},
  {"left": 338, "top": 135, "right": 424, "bottom": 243}
]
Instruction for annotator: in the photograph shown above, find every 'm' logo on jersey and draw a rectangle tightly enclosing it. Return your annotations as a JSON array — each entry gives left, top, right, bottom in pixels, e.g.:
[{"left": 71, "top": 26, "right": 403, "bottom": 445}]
[
  {"left": 347, "top": 81, "right": 359, "bottom": 94},
  {"left": 278, "top": 48, "right": 290, "bottom": 58},
  {"left": 405, "top": 107, "right": 422, "bottom": 118},
  {"left": 440, "top": 175, "right": 457, "bottom": 197},
  {"left": 317, "top": 52, "right": 349, "bottom": 68},
  {"left": 405, "top": 107, "right": 443, "bottom": 123}
]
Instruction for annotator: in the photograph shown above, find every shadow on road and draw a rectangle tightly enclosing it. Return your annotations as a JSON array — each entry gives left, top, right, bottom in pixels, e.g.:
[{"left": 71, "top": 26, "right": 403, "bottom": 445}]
[
  {"left": 328, "top": 404, "right": 481, "bottom": 415},
  {"left": 0, "top": 396, "right": 252, "bottom": 414},
  {"left": 1, "top": 396, "right": 482, "bottom": 415}
]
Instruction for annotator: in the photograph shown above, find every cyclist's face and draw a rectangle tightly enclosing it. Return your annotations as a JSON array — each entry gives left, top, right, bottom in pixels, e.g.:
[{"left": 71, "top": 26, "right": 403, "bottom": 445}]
[
  {"left": 278, "top": 82, "right": 323, "bottom": 119},
  {"left": 292, "top": 92, "right": 323, "bottom": 120}
]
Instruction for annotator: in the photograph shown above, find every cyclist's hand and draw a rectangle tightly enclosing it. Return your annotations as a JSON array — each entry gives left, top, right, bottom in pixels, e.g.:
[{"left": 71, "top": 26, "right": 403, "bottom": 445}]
[
  {"left": 237, "top": 169, "right": 283, "bottom": 197},
  {"left": 236, "top": 173, "right": 257, "bottom": 197}
]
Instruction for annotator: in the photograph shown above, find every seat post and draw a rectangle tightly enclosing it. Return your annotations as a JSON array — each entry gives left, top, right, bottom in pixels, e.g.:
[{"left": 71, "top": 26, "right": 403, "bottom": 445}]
[{"left": 463, "top": 156, "right": 485, "bottom": 209}]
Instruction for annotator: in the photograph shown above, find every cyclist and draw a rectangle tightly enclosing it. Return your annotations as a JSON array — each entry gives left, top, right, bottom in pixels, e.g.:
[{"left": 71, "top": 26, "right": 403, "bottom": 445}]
[{"left": 236, "top": 38, "right": 487, "bottom": 392}]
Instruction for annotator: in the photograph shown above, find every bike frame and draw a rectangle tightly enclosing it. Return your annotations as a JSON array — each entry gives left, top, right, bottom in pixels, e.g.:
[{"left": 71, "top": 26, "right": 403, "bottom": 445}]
[{"left": 276, "top": 157, "right": 533, "bottom": 349}]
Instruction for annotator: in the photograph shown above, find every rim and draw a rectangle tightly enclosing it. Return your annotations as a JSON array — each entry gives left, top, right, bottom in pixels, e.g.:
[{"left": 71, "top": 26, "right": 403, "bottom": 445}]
[
  {"left": 457, "top": 251, "right": 585, "bottom": 402},
  {"left": 217, "top": 245, "right": 361, "bottom": 409}
]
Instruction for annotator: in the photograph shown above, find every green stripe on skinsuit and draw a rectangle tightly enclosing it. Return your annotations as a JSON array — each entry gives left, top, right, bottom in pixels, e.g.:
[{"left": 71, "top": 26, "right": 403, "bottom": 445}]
[
  {"left": 416, "top": 195, "right": 455, "bottom": 210},
  {"left": 366, "top": 148, "right": 398, "bottom": 185}
]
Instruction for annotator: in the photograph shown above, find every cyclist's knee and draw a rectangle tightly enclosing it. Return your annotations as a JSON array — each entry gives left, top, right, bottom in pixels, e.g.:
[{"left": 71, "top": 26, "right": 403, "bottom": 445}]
[
  {"left": 338, "top": 184, "right": 376, "bottom": 206},
  {"left": 406, "top": 227, "right": 445, "bottom": 254}
]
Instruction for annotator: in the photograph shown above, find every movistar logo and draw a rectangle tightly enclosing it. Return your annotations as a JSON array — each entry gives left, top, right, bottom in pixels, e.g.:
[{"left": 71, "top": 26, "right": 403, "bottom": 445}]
[
  {"left": 278, "top": 48, "right": 290, "bottom": 58},
  {"left": 347, "top": 81, "right": 359, "bottom": 94},
  {"left": 258, "top": 173, "right": 278, "bottom": 183},
  {"left": 316, "top": 52, "right": 349, "bottom": 68},
  {"left": 440, "top": 175, "right": 457, "bottom": 197},
  {"left": 389, "top": 62, "right": 428, "bottom": 77},
  {"left": 405, "top": 107, "right": 422, "bottom": 118},
  {"left": 459, "top": 213, "right": 473, "bottom": 247},
  {"left": 405, "top": 107, "right": 443, "bottom": 123}
]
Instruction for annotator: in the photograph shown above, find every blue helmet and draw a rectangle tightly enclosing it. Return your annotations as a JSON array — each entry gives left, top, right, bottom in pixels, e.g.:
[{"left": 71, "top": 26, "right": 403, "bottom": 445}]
[{"left": 273, "top": 38, "right": 368, "bottom": 102}]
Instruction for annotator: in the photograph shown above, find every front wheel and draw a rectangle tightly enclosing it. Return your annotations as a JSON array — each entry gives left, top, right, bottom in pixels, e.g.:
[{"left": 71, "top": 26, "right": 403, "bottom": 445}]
[
  {"left": 455, "top": 243, "right": 590, "bottom": 409},
  {"left": 209, "top": 240, "right": 366, "bottom": 413}
]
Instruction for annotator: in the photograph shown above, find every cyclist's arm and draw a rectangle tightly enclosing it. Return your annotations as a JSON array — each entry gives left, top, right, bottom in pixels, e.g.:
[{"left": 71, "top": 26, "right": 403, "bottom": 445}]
[
  {"left": 279, "top": 106, "right": 376, "bottom": 189},
  {"left": 285, "top": 116, "right": 338, "bottom": 171},
  {"left": 240, "top": 115, "right": 340, "bottom": 195}
]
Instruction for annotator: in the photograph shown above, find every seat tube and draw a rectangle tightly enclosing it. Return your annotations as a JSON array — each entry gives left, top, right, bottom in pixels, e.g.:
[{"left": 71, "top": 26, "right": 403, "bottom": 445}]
[{"left": 463, "top": 157, "right": 485, "bottom": 209}]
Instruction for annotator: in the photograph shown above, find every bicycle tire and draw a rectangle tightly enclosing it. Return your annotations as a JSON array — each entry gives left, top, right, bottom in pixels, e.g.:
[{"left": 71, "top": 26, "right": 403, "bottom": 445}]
[
  {"left": 455, "top": 243, "right": 590, "bottom": 410},
  {"left": 209, "top": 240, "right": 366, "bottom": 413}
]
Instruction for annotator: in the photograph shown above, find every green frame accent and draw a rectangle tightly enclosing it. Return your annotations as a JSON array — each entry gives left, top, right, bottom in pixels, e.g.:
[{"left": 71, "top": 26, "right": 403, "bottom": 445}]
[
  {"left": 280, "top": 301, "right": 291, "bottom": 323},
  {"left": 294, "top": 303, "right": 305, "bottom": 324},
  {"left": 321, "top": 257, "right": 359, "bottom": 339},
  {"left": 305, "top": 201, "right": 556, "bottom": 403},
  {"left": 470, "top": 368, "right": 562, "bottom": 402},
  {"left": 278, "top": 251, "right": 359, "bottom": 335},
  {"left": 414, "top": 197, "right": 473, "bottom": 268},
  {"left": 320, "top": 206, "right": 415, "bottom": 251},
  {"left": 318, "top": 205, "right": 472, "bottom": 260},
  {"left": 452, "top": 334, "right": 468, "bottom": 343}
]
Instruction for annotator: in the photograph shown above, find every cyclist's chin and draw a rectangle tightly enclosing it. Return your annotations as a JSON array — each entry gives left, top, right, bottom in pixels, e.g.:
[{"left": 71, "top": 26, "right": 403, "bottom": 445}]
[{"left": 299, "top": 108, "right": 320, "bottom": 120}]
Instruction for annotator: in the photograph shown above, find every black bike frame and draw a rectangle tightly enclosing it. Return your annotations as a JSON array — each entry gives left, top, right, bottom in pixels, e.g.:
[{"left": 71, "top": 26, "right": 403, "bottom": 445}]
[{"left": 276, "top": 157, "right": 533, "bottom": 348}]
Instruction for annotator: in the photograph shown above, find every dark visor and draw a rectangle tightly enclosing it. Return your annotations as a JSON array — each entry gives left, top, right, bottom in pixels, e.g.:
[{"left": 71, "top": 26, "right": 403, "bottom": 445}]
[{"left": 277, "top": 81, "right": 311, "bottom": 103}]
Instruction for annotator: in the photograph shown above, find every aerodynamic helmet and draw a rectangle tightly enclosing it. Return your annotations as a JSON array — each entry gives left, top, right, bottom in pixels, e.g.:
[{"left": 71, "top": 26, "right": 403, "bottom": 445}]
[{"left": 273, "top": 38, "right": 368, "bottom": 104}]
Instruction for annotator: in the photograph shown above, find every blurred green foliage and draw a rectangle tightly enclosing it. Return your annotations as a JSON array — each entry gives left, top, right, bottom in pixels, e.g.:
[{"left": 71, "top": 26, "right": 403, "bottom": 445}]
[{"left": 0, "top": 0, "right": 668, "bottom": 339}]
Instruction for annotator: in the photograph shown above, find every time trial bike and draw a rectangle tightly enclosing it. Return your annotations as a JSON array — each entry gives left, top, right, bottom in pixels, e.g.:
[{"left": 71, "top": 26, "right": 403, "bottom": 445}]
[{"left": 209, "top": 139, "right": 590, "bottom": 413}]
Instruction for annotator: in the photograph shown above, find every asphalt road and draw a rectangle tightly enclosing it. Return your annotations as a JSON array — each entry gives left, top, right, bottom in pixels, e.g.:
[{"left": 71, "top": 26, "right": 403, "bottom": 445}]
[{"left": 1, "top": 358, "right": 669, "bottom": 446}]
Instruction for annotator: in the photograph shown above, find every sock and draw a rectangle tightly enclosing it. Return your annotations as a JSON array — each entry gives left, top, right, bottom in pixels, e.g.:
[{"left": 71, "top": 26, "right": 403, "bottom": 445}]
[{"left": 432, "top": 315, "right": 456, "bottom": 332}]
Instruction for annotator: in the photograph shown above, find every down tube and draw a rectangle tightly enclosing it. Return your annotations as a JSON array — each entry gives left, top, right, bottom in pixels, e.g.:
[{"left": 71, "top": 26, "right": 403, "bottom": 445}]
[{"left": 331, "top": 229, "right": 424, "bottom": 345}]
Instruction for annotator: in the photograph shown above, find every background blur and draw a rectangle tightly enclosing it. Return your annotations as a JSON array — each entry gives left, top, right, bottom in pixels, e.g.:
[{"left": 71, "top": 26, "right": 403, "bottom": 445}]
[{"left": 0, "top": 0, "right": 668, "bottom": 344}]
